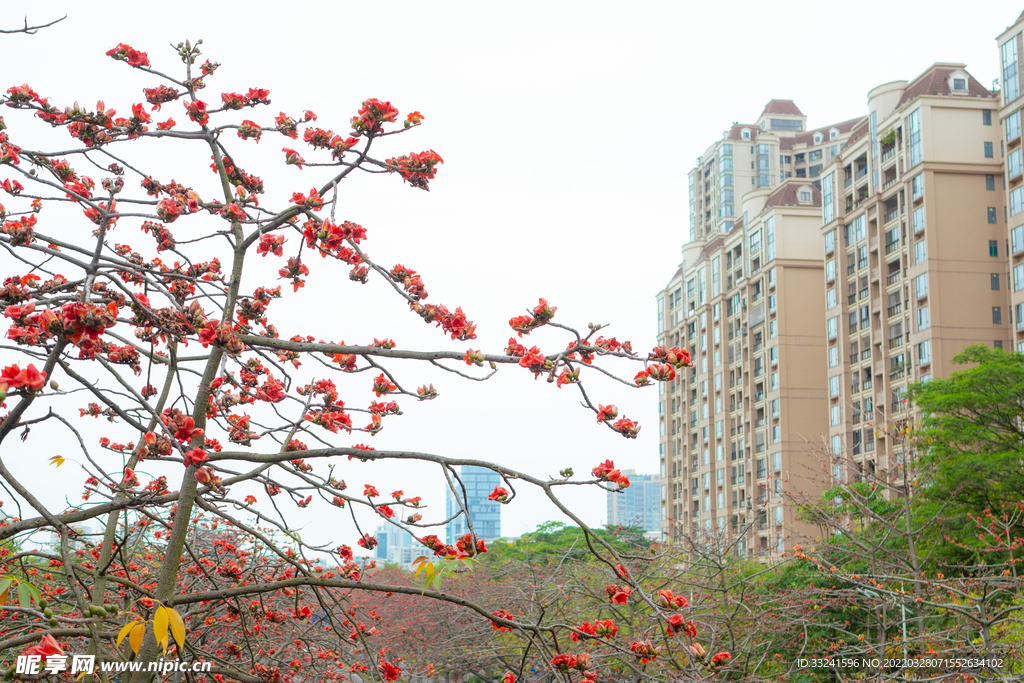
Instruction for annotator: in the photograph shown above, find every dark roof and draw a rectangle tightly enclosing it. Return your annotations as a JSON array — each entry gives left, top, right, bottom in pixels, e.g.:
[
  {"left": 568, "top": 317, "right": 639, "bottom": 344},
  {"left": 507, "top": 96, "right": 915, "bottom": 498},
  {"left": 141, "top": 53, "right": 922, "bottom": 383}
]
[
  {"left": 761, "top": 100, "right": 804, "bottom": 116},
  {"left": 784, "top": 117, "right": 865, "bottom": 149},
  {"left": 897, "top": 63, "right": 995, "bottom": 107},
  {"left": 841, "top": 119, "right": 871, "bottom": 150},
  {"left": 726, "top": 124, "right": 761, "bottom": 141},
  {"left": 765, "top": 182, "right": 821, "bottom": 209}
]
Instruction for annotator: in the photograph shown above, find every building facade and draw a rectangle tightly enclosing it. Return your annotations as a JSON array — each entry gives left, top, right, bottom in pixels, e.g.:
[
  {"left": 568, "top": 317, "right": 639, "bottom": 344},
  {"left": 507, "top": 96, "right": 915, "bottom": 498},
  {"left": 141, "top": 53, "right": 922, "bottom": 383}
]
[
  {"left": 999, "top": 11, "right": 1024, "bottom": 349},
  {"left": 606, "top": 470, "right": 661, "bottom": 536},
  {"left": 662, "top": 99, "right": 862, "bottom": 553},
  {"left": 821, "top": 63, "right": 1007, "bottom": 490},
  {"left": 445, "top": 465, "right": 501, "bottom": 543}
]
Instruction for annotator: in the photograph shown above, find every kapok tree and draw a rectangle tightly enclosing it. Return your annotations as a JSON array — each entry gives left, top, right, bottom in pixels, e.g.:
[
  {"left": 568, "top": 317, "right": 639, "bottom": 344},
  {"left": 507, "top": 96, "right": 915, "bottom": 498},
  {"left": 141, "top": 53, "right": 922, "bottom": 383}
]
[{"left": 0, "top": 39, "right": 719, "bottom": 683}]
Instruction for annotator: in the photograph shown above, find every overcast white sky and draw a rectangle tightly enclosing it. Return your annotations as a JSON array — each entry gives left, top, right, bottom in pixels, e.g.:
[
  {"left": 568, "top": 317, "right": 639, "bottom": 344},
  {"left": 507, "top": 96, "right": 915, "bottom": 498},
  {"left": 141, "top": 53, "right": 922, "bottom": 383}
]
[{"left": 0, "top": 2, "right": 1018, "bottom": 553}]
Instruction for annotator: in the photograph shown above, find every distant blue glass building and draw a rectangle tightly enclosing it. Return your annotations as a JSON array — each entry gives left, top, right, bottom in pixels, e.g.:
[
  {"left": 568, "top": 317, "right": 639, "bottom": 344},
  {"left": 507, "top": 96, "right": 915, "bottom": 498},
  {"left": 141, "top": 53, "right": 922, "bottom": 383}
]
[
  {"left": 445, "top": 465, "right": 501, "bottom": 543},
  {"left": 606, "top": 470, "right": 661, "bottom": 535}
]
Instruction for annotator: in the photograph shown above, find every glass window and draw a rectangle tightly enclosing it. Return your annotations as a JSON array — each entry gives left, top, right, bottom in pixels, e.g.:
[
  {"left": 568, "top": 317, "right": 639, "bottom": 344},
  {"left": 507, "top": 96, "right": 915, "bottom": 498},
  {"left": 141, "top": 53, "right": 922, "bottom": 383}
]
[
  {"left": 988, "top": 207, "right": 998, "bottom": 224},
  {"left": 827, "top": 316, "right": 838, "bottom": 340},
  {"left": 826, "top": 288, "right": 837, "bottom": 310},
  {"left": 1003, "top": 38, "right": 1019, "bottom": 103},
  {"left": 984, "top": 142, "right": 994, "bottom": 158},
  {"left": 918, "top": 340, "right": 931, "bottom": 364},
  {"left": 1008, "top": 111, "right": 1021, "bottom": 142},
  {"left": 1011, "top": 149, "right": 1023, "bottom": 179},
  {"left": 991, "top": 240, "right": 1000, "bottom": 257},
  {"left": 908, "top": 109, "right": 922, "bottom": 166},
  {"left": 992, "top": 273, "right": 1001, "bottom": 291},
  {"left": 830, "top": 405, "right": 840, "bottom": 426},
  {"left": 917, "top": 305, "right": 929, "bottom": 331},
  {"left": 916, "top": 273, "right": 928, "bottom": 298},
  {"left": 828, "top": 375, "right": 840, "bottom": 397},
  {"left": 769, "top": 320, "right": 778, "bottom": 339},
  {"left": 825, "top": 259, "right": 836, "bottom": 281},
  {"left": 822, "top": 173, "right": 834, "bottom": 225},
  {"left": 1014, "top": 262, "right": 1024, "bottom": 291},
  {"left": 824, "top": 229, "right": 835, "bottom": 254},
  {"left": 828, "top": 346, "right": 839, "bottom": 368},
  {"left": 911, "top": 174, "right": 923, "bottom": 199},
  {"left": 914, "top": 240, "right": 927, "bottom": 265},
  {"left": 983, "top": 109, "right": 992, "bottom": 125},
  {"left": 913, "top": 207, "right": 925, "bottom": 233},
  {"left": 766, "top": 216, "right": 775, "bottom": 261},
  {"left": 987, "top": 174, "right": 996, "bottom": 191},
  {"left": 993, "top": 307, "right": 1002, "bottom": 325},
  {"left": 1012, "top": 187, "right": 1024, "bottom": 216}
]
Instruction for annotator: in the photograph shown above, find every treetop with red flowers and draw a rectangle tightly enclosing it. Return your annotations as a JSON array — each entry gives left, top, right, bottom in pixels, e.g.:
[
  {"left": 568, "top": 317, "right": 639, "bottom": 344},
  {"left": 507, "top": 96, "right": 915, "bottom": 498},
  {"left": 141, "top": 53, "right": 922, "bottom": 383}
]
[{"left": 0, "top": 38, "right": 716, "bottom": 683}]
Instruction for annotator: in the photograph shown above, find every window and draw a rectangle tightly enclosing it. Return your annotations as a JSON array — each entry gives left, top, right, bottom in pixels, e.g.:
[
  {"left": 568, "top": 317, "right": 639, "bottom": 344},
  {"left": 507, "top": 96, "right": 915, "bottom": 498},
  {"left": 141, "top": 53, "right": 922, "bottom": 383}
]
[
  {"left": 828, "top": 346, "right": 839, "bottom": 368},
  {"left": 917, "top": 305, "right": 929, "bottom": 331},
  {"left": 951, "top": 77, "right": 966, "bottom": 91},
  {"left": 916, "top": 273, "right": 928, "bottom": 298},
  {"left": 908, "top": 109, "right": 922, "bottom": 166},
  {"left": 1015, "top": 263, "right": 1024, "bottom": 291},
  {"left": 827, "top": 316, "right": 838, "bottom": 340},
  {"left": 911, "top": 174, "right": 923, "bottom": 199},
  {"left": 766, "top": 216, "right": 775, "bottom": 261},
  {"left": 769, "top": 320, "right": 778, "bottom": 339},
  {"left": 711, "top": 256, "right": 720, "bottom": 298},
  {"left": 991, "top": 240, "right": 1000, "bottom": 257},
  {"left": 992, "top": 273, "right": 1001, "bottom": 291},
  {"left": 913, "top": 206, "right": 925, "bottom": 233},
  {"left": 988, "top": 207, "right": 998, "bottom": 224},
  {"left": 749, "top": 229, "right": 761, "bottom": 254},
  {"left": 831, "top": 435, "right": 842, "bottom": 455},
  {"left": 1013, "top": 187, "right": 1024, "bottom": 217},
  {"left": 984, "top": 142, "right": 994, "bottom": 158},
  {"left": 770, "top": 119, "right": 802, "bottom": 132},
  {"left": 1014, "top": 226, "right": 1024, "bottom": 254},
  {"left": 799, "top": 190, "right": 811, "bottom": 202},
  {"left": 772, "top": 425, "right": 781, "bottom": 444},
  {"left": 826, "top": 288, "right": 837, "bottom": 310},
  {"left": 828, "top": 375, "right": 840, "bottom": 397},
  {"left": 741, "top": 129, "right": 750, "bottom": 141},
  {"left": 1008, "top": 111, "right": 1022, "bottom": 142},
  {"left": 855, "top": 215, "right": 866, "bottom": 242},
  {"left": 823, "top": 174, "right": 834, "bottom": 225},
  {"left": 983, "top": 109, "right": 992, "bottom": 125},
  {"left": 914, "top": 240, "right": 927, "bottom": 265},
  {"left": 1003, "top": 37, "right": 1019, "bottom": 103},
  {"left": 830, "top": 405, "right": 840, "bottom": 426},
  {"left": 825, "top": 259, "right": 836, "bottom": 282},
  {"left": 994, "top": 307, "right": 1002, "bottom": 325},
  {"left": 770, "top": 372, "right": 778, "bottom": 392},
  {"left": 824, "top": 228, "right": 835, "bottom": 254},
  {"left": 1011, "top": 150, "right": 1023, "bottom": 179},
  {"left": 987, "top": 174, "right": 996, "bottom": 191},
  {"left": 918, "top": 340, "right": 931, "bottom": 364}
]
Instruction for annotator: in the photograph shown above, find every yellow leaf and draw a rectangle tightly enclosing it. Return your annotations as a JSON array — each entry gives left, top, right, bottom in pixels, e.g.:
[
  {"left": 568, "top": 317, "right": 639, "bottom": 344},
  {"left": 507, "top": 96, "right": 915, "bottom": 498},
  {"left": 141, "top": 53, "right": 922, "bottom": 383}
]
[
  {"left": 129, "top": 623, "right": 144, "bottom": 655},
  {"left": 412, "top": 556, "right": 427, "bottom": 566},
  {"left": 49, "top": 455, "right": 65, "bottom": 467},
  {"left": 153, "top": 606, "right": 169, "bottom": 650},
  {"left": 116, "top": 620, "right": 139, "bottom": 648},
  {"left": 167, "top": 607, "right": 186, "bottom": 648}
]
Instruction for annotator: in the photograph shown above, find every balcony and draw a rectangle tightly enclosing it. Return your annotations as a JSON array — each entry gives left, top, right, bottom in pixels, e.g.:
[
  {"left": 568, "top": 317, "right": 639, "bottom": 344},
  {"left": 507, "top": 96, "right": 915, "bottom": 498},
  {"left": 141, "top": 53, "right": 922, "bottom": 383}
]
[
  {"left": 860, "top": 287, "right": 869, "bottom": 300},
  {"left": 848, "top": 294, "right": 857, "bottom": 305},
  {"left": 886, "top": 271, "right": 901, "bottom": 286},
  {"left": 849, "top": 324, "right": 858, "bottom": 335},
  {"left": 881, "top": 146, "right": 897, "bottom": 163},
  {"left": 883, "top": 208, "right": 898, "bottom": 224},
  {"left": 885, "top": 240, "right": 900, "bottom": 255},
  {"left": 847, "top": 263, "right": 856, "bottom": 276},
  {"left": 855, "top": 167, "right": 868, "bottom": 180},
  {"left": 844, "top": 176, "right": 853, "bottom": 189},
  {"left": 849, "top": 352, "right": 859, "bottom": 364},
  {"left": 861, "top": 348, "right": 872, "bottom": 361},
  {"left": 863, "top": 377, "right": 873, "bottom": 391},
  {"left": 888, "top": 335, "right": 903, "bottom": 349},
  {"left": 887, "top": 303, "right": 902, "bottom": 318}
]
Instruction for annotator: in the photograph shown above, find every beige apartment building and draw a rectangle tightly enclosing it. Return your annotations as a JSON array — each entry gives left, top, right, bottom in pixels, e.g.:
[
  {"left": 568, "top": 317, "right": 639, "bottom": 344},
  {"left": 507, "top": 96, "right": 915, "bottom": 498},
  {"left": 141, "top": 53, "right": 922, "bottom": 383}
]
[
  {"left": 661, "top": 53, "right": 1013, "bottom": 556},
  {"left": 820, "top": 64, "right": 1007, "bottom": 489},
  {"left": 999, "top": 11, "right": 1024, "bottom": 349},
  {"left": 660, "top": 103, "right": 862, "bottom": 555}
]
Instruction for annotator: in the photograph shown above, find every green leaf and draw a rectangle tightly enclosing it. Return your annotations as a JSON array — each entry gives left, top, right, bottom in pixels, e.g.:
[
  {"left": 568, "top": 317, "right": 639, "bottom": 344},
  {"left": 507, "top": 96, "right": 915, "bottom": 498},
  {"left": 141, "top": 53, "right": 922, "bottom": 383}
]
[{"left": 17, "top": 582, "right": 30, "bottom": 609}]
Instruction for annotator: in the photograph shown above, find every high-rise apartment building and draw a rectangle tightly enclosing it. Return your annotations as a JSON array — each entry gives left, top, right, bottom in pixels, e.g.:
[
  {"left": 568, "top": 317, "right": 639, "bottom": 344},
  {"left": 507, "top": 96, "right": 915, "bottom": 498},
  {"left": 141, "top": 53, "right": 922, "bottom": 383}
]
[
  {"left": 445, "top": 465, "right": 501, "bottom": 543},
  {"left": 821, "top": 64, "right": 1007, "bottom": 485},
  {"left": 606, "top": 470, "right": 661, "bottom": 537},
  {"left": 660, "top": 99, "right": 865, "bottom": 555},
  {"left": 662, "top": 45, "right": 1017, "bottom": 557},
  {"left": 998, "top": 12, "right": 1024, "bottom": 347}
]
